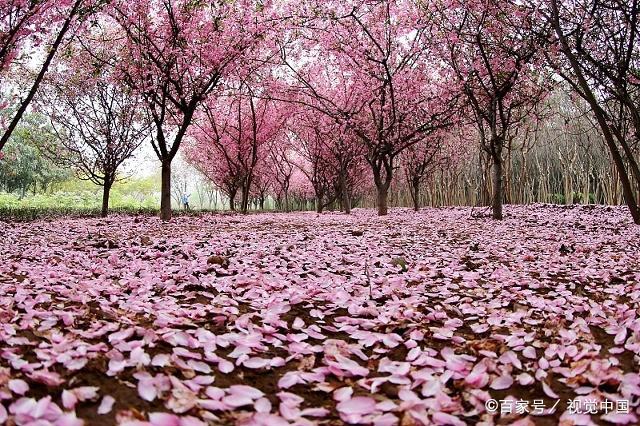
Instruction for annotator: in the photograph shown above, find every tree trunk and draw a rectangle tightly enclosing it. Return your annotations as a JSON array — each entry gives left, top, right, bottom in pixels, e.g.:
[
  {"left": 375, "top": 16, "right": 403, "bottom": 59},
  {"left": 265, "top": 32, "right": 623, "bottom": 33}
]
[
  {"left": 377, "top": 185, "right": 388, "bottom": 216},
  {"left": 259, "top": 196, "right": 265, "bottom": 210},
  {"left": 550, "top": 0, "right": 640, "bottom": 224},
  {"left": 491, "top": 156, "right": 504, "bottom": 220},
  {"left": 160, "top": 161, "right": 172, "bottom": 221},
  {"left": 342, "top": 191, "right": 351, "bottom": 214},
  {"left": 480, "top": 151, "right": 491, "bottom": 206},
  {"left": 229, "top": 190, "right": 237, "bottom": 211},
  {"left": 240, "top": 185, "right": 249, "bottom": 214},
  {"left": 412, "top": 182, "right": 420, "bottom": 212},
  {"left": 339, "top": 170, "right": 351, "bottom": 214},
  {"left": 101, "top": 181, "right": 112, "bottom": 218},
  {"left": 316, "top": 193, "right": 324, "bottom": 213}
]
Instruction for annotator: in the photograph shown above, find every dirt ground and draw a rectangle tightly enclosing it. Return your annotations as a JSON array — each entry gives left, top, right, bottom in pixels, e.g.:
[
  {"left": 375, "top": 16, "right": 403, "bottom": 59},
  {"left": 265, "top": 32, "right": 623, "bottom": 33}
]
[{"left": 0, "top": 205, "right": 639, "bottom": 425}]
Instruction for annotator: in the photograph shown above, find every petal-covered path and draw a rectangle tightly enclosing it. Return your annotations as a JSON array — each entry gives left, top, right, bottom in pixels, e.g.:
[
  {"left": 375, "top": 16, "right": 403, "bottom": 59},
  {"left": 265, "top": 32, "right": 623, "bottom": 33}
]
[{"left": 0, "top": 205, "right": 639, "bottom": 425}]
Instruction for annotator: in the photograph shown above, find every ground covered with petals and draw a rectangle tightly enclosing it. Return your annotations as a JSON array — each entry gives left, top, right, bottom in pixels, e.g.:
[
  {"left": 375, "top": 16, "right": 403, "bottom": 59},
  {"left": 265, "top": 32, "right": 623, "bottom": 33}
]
[{"left": 1, "top": 205, "right": 639, "bottom": 426}]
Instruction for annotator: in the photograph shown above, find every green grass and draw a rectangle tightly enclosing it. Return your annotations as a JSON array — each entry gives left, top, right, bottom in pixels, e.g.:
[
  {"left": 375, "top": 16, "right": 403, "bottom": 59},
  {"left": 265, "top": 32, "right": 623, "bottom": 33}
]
[{"left": 0, "top": 183, "right": 162, "bottom": 220}]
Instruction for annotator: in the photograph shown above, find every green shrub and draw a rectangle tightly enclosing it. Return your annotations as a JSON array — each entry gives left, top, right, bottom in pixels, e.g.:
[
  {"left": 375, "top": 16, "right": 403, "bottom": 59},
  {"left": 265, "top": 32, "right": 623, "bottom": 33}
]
[
  {"left": 0, "top": 185, "right": 162, "bottom": 220},
  {"left": 0, "top": 205, "right": 158, "bottom": 221},
  {"left": 550, "top": 193, "right": 565, "bottom": 204}
]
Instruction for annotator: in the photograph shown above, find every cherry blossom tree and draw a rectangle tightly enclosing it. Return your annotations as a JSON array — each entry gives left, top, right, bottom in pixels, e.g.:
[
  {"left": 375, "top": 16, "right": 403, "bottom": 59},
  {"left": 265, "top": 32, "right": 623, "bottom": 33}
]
[
  {"left": 1, "top": 0, "right": 47, "bottom": 73},
  {"left": 36, "top": 33, "right": 148, "bottom": 217},
  {"left": 544, "top": 0, "right": 640, "bottom": 224},
  {"left": 268, "top": 131, "right": 298, "bottom": 212},
  {"left": 0, "top": 0, "right": 101, "bottom": 152},
  {"left": 188, "top": 143, "right": 243, "bottom": 211},
  {"left": 289, "top": 112, "right": 335, "bottom": 213},
  {"left": 41, "top": 86, "right": 145, "bottom": 216},
  {"left": 187, "top": 82, "right": 287, "bottom": 213},
  {"left": 110, "top": 0, "right": 273, "bottom": 220},
  {"left": 281, "top": 0, "right": 456, "bottom": 215},
  {"left": 250, "top": 160, "right": 271, "bottom": 210},
  {"left": 289, "top": 107, "right": 366, "bottom": 213},
  {"left": 401, "top": 125, "right": 475, "bottom": 211},
  {"left": 287, "top": 167, "right": 314, "bottom": 210},
  {"left": 433, "top": 0, "right": 550, "bottom": 220},
  {"left": 402, "top": 132, "right": 445, "bottom": 212},
  {"left": 318, "top": 120, "right": 366, "bottom": 214}
]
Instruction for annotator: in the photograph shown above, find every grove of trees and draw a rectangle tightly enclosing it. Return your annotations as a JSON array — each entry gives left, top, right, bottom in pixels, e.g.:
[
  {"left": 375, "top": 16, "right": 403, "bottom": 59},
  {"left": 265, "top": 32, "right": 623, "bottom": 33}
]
[{"left": 1, "top": 0, "right": 639, "bottom": 223}]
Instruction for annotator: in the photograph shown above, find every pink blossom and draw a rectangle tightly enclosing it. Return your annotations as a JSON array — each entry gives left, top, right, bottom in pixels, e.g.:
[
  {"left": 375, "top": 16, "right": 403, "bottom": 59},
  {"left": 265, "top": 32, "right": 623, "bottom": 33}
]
[
  {"left": 490, "top": 375, "right": 514, "bottom": 390},
  {"left": 337, "top": 396, "right": 377, "bottom": 415}
]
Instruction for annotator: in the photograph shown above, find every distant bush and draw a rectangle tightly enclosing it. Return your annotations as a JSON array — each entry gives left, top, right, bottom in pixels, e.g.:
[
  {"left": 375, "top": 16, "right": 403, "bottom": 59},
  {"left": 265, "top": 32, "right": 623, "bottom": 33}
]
[
  {"left": 0, "top": 205, "right": 158, "bottom": 221},
  {"left": 572, "top": 192, "right": 583, "bottom": 204},
  {"left": 550, "top": 193, "right": 565, "bottom": 204},
  {"left": 571, "top": 192, "right": 596, "bottom": 204},
  {"left": 549, "top": 192, "right": 596, "bottom": 205},
  {"left": 0, "top": 188, "right": 156, "bottom": 221}
]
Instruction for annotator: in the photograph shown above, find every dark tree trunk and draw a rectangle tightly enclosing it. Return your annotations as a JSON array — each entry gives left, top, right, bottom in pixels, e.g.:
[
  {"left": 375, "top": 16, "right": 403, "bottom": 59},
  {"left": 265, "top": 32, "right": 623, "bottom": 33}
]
[
  {"left": 412, "top": 180, "right": 420, "bottom": 212},
  {"left": 371, "top": 156, "right": 393, "bottom": 216},
  {"left": 240, "top": 187, "right": 248, "bottom": 214},
  {"left": 316, "top": 192, "right": 324, "bottom": 213},
  {"left": 491, "top": 155, "right": 504, "bottom": 220},
  {"left": 101, "top": 181, "right": 112, "bottom": 218},
  {"left": 377, "top": 185, "right": 388, "bottom": 216},
  {"left": 160, "top": 161, "right": 172, "bottom": 221},
  {"left": 339, "top": 169, "right": 351, "bottom": 214},
  {"left": 229, "top": 190, "right": 237, "bottom": 211},
  {"left": 259, "top": 195, "right": 265, "bottom": 210}
]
